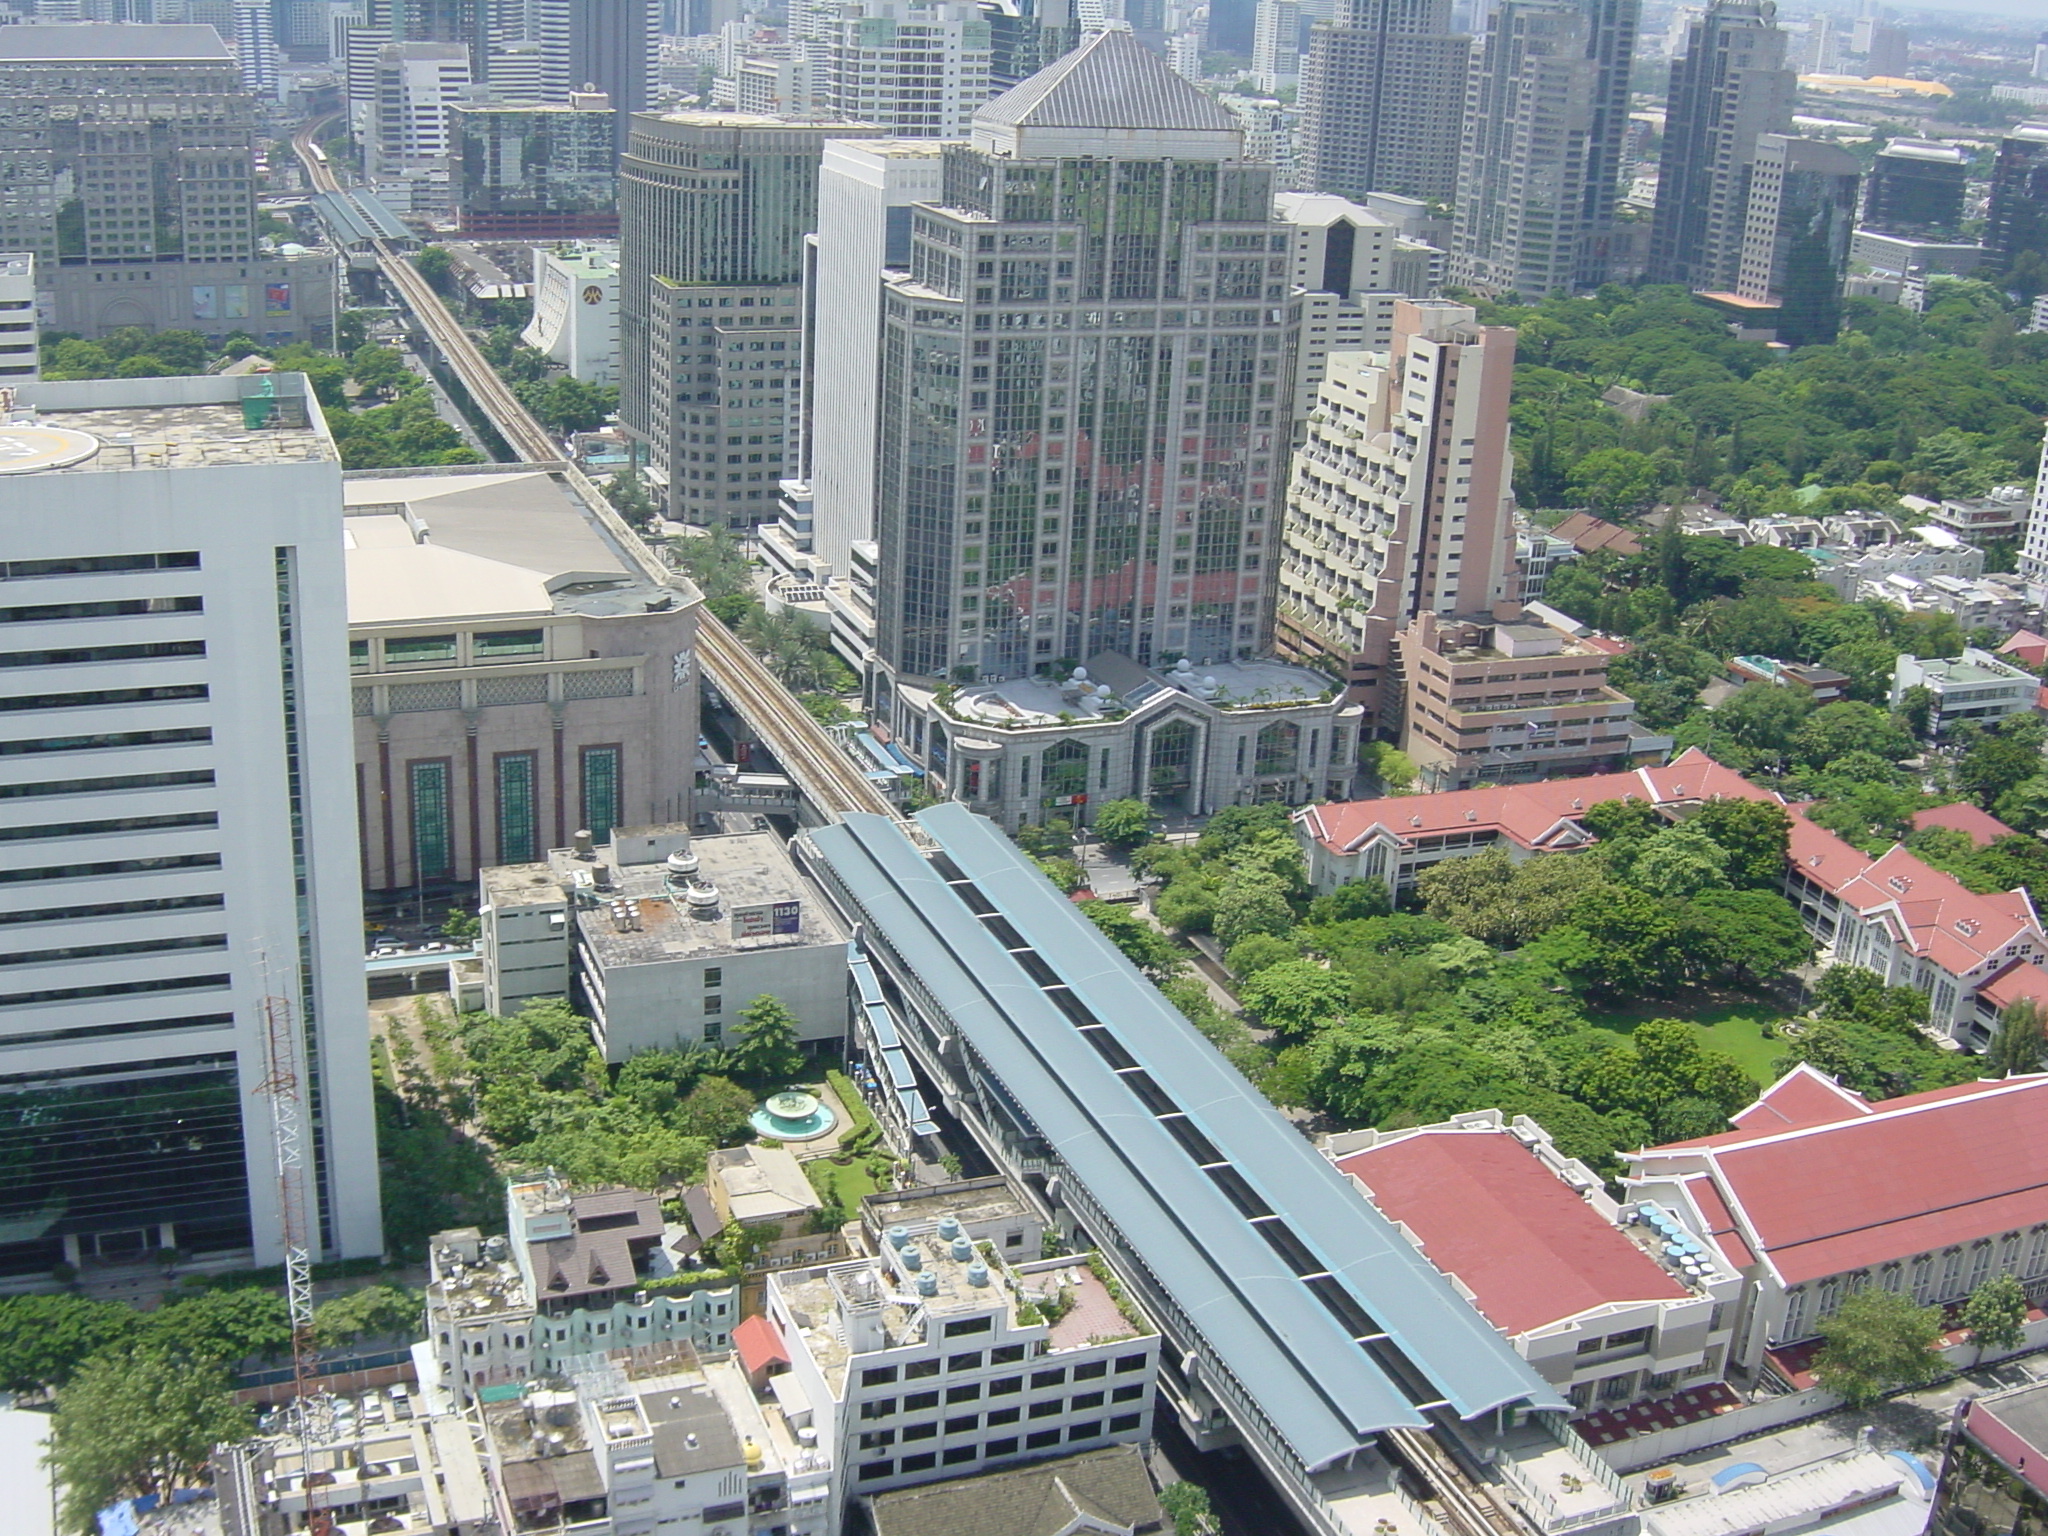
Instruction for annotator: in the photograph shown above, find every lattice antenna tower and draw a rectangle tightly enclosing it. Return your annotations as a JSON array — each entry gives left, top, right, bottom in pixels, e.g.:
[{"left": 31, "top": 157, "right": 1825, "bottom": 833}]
[{"left": 252, "top": 950, "right": 333, "bottom": 1531}]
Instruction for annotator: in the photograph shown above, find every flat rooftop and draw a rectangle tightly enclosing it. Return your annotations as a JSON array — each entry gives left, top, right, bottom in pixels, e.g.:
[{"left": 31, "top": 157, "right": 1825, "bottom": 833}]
[
  {"left": 344, "top": 467, "right": 678, "bottom": 624},
  {"left": 948, "top": 652, "right": 1333, "bottom": 729},
  {"left": 0, "top": 379, "right": 333, "bottom": 475},
  {"left": 0, "top": 22, "right": 232, "bottom": 61},
  {"left": 486, "top": 829, "right": 847, "bottom": 969},
  {"left": 863, "top": 1178, "right": 1032, "bottom": 1236}
]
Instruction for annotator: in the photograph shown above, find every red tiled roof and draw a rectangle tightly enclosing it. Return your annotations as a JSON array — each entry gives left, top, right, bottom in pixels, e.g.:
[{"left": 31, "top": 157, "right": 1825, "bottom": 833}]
[
  {"left": 1999, "top": 631, "right": 2048, "bottom": 669},
  {"left": 1337, "top": 1129, "right": 1686, "bottom": 1337},
  {"left": 1911, "top": 802, "right": 2018, "bottom": 849},
  {"left": 1731, "top": 1064, "right": 1873, "bottom": 1133},
  {"left": 734, "top": 1313, "right": 790, "bottom": 1376},
  {"left": 1982, "top": 959, "right": 2048, "bottom": 1014},
  {"left": 1784, "top": 813, "right": 2040, "bottom": 977},
  {"left": 1636, "top": 1076, "right": 2048, "bottom": 1287},
  {"left": 1297, "top": 748, "right": 1774, "bottom": 855},
  {"left": 1680, "top": 1173, "right": 1757, "bottom": 1271}
]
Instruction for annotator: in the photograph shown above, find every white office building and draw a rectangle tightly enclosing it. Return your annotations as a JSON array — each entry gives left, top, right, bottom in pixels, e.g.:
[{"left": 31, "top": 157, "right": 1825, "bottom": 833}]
[
  {"left": 796, "top": 139, "right": 945, "bottom": 580},
  {"left": 0, "top": 374, "right": 381, "bottom": 1280},
  {"left": 524, "top": 244, "right": 621, "bottom": 385},
  {"left": 0, "top": 253, "right": 38, "bottom": 383}
]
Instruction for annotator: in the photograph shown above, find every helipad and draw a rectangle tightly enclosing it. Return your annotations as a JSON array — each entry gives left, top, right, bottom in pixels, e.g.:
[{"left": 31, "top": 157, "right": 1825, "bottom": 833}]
[{"left": 0, "top": 425, "right": 101, "bottom": 474}]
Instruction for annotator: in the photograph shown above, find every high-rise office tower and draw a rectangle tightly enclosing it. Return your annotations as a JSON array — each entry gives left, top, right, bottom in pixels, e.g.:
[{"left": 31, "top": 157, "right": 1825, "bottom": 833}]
[
  {"left": 1252, "top": 0, "right": 1301, "bottom": 91},
  {"left": 806, "top": 0, "right": 994, "bottom": 138},
  {"left": 1735, "top": 133, "right": 1859, "bottom": 347},
  {"left": 0, "top": 25, "right": 338, "bottom": 343},
  {"left": 0, "top": 372, "right": 382, "bottom": 1276},
  {"left": 367, "top": 40, "right": 472, "bottom": 212},
  {"left": 1449, "top": 0, "right": 1637, "bottom": 296},
  {"left": 803, "top": 139, "right": 946, "bottom": 575},
  {"left": 619, "top": 114, "right": 883, "bottom": 529},
  {"left": 1279, "top": 299, "right": 1515, "bottom": 730},
  {"left": 980, "top": 0, "right": 1077, "bottom": 90},
  {"left": 1300, "top": 0, "right": 1469, "bottom": 203},
  {"left": 1646, "top": 0, "right": 1793, "bottom": 291},
  {"left": 533, "top": 0, "right": 659, "bottom": 144},
  {"left": 1862, "top": 138, "right": 1966, "bottom": 237},
  {"left": 234, "top": 0, "right": 280, "bottom": 95},
  {"left": 2018, "top": 421, "right": 2048, "bottom": 603},
  {"left": 1859, "top": 19, "right": 1906, "bottom": 77},
  {"left": 871, "top": 28, "right": 1296, "bottom": 682},
  {"left": 1987, "top": 124, "right": 2048, "bottom": 279}
]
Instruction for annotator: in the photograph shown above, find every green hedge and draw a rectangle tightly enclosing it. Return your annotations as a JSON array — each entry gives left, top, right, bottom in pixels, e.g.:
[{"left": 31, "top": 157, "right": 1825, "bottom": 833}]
[{"left": 828, "top": 1070, "right": 879, "bottom": 1141}]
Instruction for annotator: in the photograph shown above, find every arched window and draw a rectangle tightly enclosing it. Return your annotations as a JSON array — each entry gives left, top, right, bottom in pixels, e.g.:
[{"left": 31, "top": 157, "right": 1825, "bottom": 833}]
[{"left": 1254, "top": 721, "right": 1299, "bottom": 777}]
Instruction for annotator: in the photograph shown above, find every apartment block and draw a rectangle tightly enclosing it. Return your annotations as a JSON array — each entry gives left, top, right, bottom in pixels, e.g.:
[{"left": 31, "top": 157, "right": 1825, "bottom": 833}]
[
  {"left": 426, "top": 1177, "right": 738, "bottom": 1407},
  {"left": 1278, "top": 301, "right": 1518, "bottom": 737},
  {"left": 1890, "top": 648, "right": 2039, "bottom": 735},
  {"left": 1300, "top": 0, "right": 1470, "bottom": 203},
  {"left": 764, "top": 1231, "right": 1160, "bottom": 1533}
]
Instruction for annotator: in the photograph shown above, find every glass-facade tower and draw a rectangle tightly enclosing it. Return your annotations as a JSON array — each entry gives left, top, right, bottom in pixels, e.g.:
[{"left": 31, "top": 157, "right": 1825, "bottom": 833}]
[{"left": 874, "top": 29, "right": 1297, "bottom": 683}]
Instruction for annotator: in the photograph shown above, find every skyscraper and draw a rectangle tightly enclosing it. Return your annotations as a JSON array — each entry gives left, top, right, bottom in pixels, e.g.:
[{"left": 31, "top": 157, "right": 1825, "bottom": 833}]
[
  {"left": 0, "top": 372, "right": 382, "bottom": 1276},
  {"left": 980, "top": 0, "right": 1078, "bottom": 91},
  {"left": 805, "top": 0, "right": 994, "bottom": 139},
  {"left": 1279, "top": 300, "right": 1516, "bottom": 731},
  {"left": 803, "top": 139, "right": 946, "bottom": 576},
  {"left": 1646, "top": 0, "right": 1794, "bottom": 292},
  {"left": 1300, "top": 0, "right": 1469, "bottom": 203},
  {"left": 619, "top": 114, "right": 883, "bottom": 529},
  {"left": 1987, "top": 123, "right": 2048, "bottom": 281},
  {"left": 1449, "top": 0, "right": 1638, "bottom": 296},
  {"left": 0, "top": 24, "right": 336, "bottom": 344},
  {"left": 1863, "top": 138, "right": 1967, "bottom": 238},
  {"left": 871, "top": 27, "right": 1295, "bottom": 683},
  {"left": 533, "top": 0, "right": 659, "bottom": 145},
  {"left": 1252, "top": 0, "right": 1301, "bottom": 92},
  {"left": 1735, "top": 133, "right": 1859, "bottom": 348},
  {"left": 234, "top": 0, "right": 280, "bottom": 96}
]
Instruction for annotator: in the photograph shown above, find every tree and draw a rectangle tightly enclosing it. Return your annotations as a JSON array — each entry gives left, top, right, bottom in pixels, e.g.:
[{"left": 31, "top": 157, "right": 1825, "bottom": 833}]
[
  {"left": 1961, "top": 1273, "right": 2029, "bottom": 1363},
  {"left": 1090, "top": 798, "right": 1155, "bottom": 850},
  {"left": 312, "top": 1285, "right": 423, "bottom": 1349},
  {"left": 1810, "top": 1287, "right": 1944, "bottom": 1406},
  {"left": 1573, "top": 1019, "right": 1755, "bottom": 1139},
  {"left": 1692, "top": 799, "right": 1792, "bottom": 889},
  {"left": 1212, "top": 869, "right": 1296, "bottom": 950},
  {"left": 413, "top": 244, "right": 455, "bottom": 294},
  {"left": 730, "top": 995, "right": 806, "bottom": 1086},
  {"left": 0, "top": 1295, "right": 137, "bottom": 1397},
  {"left": 1624, "top": 824, "right": 1734, "bottom": 898},
  {"left": 1566, "top": 447, "right": 1663, "bottom": 519},
  {"left": 1988, "top": 999, "right": 2045, "bottom": 1078},
  {"left": 1159, "top": 1481, "right": 1216, "bottom": 1536},
  {"left": 48, "top": 1342, "right": 253, "bottom": 1534},
  {"left": 1678, "top": 889, "right": 1813, "bottom": 982},
  {"left": 1239, "top": 959, "right": 1351, "bottom": 1036},
  {"left": 670, "top": 526, "right": 754, "bottom": 602},
  {"left": 144, "top": 1287, "right": 291, "bottom": 1365},
  {"left": 1082, "top": 902, "right": 1186, "bottom": 981},
  {"left": 1034, "top": 855, "right": 1086, "bottom": 893},
  {"left": 1959, "top": 726, "right": 2047, "bottom": 810},
  {"left": 678, "top": 1075, "right": 758, "bottom": 1145},
  {"left": 1417, "top": 848, "right": 1614, "bottom": 946},
  {"left": 604, "top": 469, "right": 658, "bottom": 529},
  {"left": 1793, "top": 702, "right": 1915, "bottom": 769},
  {"left": 1710, "top": 683, "right": 1814, "bottom": 767}
]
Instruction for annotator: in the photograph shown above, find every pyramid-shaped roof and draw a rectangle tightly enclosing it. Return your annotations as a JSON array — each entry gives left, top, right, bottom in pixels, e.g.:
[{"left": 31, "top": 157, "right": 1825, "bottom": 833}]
[{"left": 976, "top": 26, "right": 1241, "bottom": 134}]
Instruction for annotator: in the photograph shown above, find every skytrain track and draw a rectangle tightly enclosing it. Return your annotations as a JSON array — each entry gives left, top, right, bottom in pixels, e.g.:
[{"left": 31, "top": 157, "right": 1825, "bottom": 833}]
[{"left": 293, "top": 122, "right": 892, "bottom": 822}]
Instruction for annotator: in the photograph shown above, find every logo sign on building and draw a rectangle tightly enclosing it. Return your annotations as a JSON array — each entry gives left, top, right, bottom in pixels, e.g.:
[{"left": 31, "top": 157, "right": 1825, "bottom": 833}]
[{"left": 731, "top": 900, "right": 801, "bottom": 939}]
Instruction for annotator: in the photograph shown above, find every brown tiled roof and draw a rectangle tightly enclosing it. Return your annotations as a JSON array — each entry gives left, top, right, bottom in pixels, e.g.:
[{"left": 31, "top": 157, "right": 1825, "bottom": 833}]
[{"left": 869, "top": 1445, "right": 1163, "bottom": 1536}]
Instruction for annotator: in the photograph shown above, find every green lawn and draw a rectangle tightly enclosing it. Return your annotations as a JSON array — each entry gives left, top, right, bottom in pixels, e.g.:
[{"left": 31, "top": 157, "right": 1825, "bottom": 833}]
[
  {"left": 805, "top": 1155, "right": 883, "bottom": 1209},
  {"left": 1585, "top": 1000, "right": 1793, "bottom": 1085}
]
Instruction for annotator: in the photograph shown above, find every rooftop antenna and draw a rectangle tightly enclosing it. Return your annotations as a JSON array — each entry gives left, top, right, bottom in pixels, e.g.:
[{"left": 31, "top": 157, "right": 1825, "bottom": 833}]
[{"left": 252, "top": 949, "right": 332, "bottom": 1534}]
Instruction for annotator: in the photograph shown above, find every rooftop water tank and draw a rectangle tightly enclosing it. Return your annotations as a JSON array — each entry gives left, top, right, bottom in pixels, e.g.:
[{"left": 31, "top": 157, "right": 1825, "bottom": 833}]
[
  {"left": 887, "top": 1225, "right": 910, "bottom": 1249},
  {"left": 966, "top": 1261, "right": 990, "bottom": 1287},
  {"left": 901, "top": 1246, "right": 923, "bottom": 1272},
  {"left": 950, "top": 1236, "right": 973, "bottom": 1262},
  {"left": 916, "top": 1271, "right": 938, "bottom": 1297},
  {"left": 936, "top": 1215, "right": 962, "bottom": 1241}
]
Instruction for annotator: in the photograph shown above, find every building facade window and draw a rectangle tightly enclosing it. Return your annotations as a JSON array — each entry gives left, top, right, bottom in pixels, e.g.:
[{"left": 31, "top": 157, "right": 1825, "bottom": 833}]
[
  {"left": 495, "top": 752, "right": 537, "bottom": 865},
  {"left": 409, "top": 759, "right": 453, "bottom": 881},
  {"left": 580, "top": 745, "right": 620, "bottom": 842}
]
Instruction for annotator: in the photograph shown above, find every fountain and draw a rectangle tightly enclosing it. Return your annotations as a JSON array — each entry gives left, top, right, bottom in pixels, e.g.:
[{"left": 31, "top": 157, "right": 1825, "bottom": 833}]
[{"left": 749, "top": 1089, "right": 838, "bottom": 1142}]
